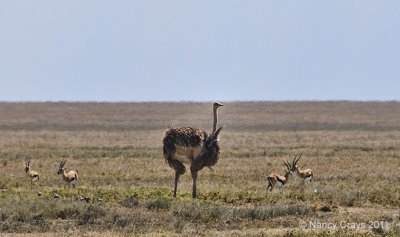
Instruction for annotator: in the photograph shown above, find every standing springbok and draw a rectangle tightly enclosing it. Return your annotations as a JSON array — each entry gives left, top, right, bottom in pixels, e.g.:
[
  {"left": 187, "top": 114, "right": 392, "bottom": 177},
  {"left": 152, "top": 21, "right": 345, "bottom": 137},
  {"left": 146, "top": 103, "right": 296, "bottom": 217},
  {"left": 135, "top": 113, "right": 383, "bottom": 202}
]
[
  {"left": 163, "top": 102, "right": 223, "bottom": 198},
  {"left": 24, "top": 160, "right": 40, "bottom": 185},
  {"left": 291, "top": 154, "right": 313, "bottom": 190},
  {"left": 267, "top": 160, "right": 293, "bottom": 193},
  {"left": 57, "top": 161, "right": 79, "bottom": 188}
]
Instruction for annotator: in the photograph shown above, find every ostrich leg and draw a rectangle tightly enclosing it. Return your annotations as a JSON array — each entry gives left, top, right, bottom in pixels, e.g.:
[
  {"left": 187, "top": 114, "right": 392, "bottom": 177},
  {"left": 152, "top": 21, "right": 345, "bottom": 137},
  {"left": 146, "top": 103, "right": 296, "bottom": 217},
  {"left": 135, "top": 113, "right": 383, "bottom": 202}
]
[
  {"left": 168, "top": 159, "right": 185, "bottom": 198},
  {"left": 173, "top": 171, "right": 180, "bottom": 197},
  {"left": 191, "top": 170, "right": 198, "bottom": 199}
]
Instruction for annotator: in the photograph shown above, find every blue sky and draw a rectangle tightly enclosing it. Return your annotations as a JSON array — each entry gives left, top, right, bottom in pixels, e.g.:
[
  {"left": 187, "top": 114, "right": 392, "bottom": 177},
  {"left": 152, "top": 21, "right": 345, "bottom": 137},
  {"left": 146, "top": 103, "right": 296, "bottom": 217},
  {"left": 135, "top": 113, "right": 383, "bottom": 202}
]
[{"left": 0, "top": 1, "right": 399, "bottom": 101}]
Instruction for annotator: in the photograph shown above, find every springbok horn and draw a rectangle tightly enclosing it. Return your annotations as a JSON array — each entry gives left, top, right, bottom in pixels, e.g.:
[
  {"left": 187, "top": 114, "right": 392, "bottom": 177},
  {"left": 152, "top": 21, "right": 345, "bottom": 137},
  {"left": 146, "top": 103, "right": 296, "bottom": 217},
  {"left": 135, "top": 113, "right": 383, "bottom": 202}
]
[
  {"left": 294, "top": 154, "right": 302, "bottom": 166},
  {"left": 292, "top": 156, "right": 297, "bottom": 167},
  {"left": 285, "top": 160, "right": 292, "bottom": 170},
  {"left": 283, "top": 160, "right": 290, "bottom": 170}
]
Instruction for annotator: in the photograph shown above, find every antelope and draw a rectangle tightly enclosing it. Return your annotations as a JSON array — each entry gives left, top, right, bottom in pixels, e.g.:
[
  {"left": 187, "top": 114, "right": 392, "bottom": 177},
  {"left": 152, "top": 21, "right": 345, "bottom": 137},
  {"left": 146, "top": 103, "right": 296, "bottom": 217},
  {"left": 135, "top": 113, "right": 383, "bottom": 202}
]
[
  {"left": 24, "top": 160, "right": 40, "bottom": 185},
  {"left": 267, "top": 160, "right": 293, "bottom": 193},
  {"left": 57, "top": 161, "right": 78, "bottom": 188},
  {"left": 291, "top": 154, "right": 313, "bottom": 190}
]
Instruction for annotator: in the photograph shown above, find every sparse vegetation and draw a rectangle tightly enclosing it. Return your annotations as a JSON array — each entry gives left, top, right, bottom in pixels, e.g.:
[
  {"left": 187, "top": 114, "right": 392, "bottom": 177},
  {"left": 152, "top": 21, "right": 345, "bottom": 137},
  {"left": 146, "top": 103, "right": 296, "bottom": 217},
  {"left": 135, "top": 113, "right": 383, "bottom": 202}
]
[{"left": 0, "top": 102, "right": 399, "bottom": 236}]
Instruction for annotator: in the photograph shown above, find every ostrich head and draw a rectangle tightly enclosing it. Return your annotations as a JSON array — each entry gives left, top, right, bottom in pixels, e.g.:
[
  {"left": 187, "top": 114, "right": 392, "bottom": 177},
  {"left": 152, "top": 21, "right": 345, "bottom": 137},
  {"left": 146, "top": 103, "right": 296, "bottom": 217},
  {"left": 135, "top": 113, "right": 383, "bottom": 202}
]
[{"left": 213, "top": 102, "right": 223, "bottom": 109}]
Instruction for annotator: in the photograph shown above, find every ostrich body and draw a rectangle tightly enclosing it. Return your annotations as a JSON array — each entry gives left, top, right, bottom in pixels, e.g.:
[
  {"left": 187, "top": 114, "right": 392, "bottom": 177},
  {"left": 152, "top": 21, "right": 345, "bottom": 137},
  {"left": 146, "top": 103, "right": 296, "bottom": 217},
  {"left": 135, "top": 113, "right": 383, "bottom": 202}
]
[{"left": 163, "top": 102, "right": 223, "bottom": 198}]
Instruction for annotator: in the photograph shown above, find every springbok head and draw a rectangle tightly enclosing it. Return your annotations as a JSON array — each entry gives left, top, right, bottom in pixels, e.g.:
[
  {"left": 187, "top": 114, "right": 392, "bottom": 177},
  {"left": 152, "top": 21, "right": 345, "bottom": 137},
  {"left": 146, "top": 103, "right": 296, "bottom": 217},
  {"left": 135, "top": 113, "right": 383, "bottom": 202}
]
[
  {"left": 283, "top": 160, "right": 293, "bottom": 176},
  {"left": 291, "top": 154, "right": 302, "bottom": 171},
  {"left": 24, "top": 160, "right": 31, "bottom": 173},
  {"left": 57, "top": 161, "right": 67, "bottom": 175}
]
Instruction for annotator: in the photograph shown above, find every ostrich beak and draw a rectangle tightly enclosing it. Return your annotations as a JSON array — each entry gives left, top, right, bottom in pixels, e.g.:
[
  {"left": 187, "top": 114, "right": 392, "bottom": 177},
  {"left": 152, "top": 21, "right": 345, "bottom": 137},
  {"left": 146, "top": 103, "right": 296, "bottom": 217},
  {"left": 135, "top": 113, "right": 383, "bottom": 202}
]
[{"left": 214, "top": 102, "right": 223, "bottom": 107}]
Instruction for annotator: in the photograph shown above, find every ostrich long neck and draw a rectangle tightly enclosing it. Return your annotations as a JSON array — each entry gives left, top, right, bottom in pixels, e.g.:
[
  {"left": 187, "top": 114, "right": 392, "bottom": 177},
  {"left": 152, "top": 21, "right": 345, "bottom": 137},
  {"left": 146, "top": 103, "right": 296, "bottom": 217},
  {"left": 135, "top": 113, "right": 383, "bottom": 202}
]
[{"left": 212, "top": 106, "right": 218, "bottom": 133}]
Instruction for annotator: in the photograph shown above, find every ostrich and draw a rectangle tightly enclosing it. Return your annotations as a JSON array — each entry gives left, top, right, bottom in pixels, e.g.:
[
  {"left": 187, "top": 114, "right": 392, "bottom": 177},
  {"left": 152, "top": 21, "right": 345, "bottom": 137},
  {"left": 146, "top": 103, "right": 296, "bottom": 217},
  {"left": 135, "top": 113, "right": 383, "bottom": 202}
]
[{"left": 163, "top": 102, "right": 223, "bottom": 198}]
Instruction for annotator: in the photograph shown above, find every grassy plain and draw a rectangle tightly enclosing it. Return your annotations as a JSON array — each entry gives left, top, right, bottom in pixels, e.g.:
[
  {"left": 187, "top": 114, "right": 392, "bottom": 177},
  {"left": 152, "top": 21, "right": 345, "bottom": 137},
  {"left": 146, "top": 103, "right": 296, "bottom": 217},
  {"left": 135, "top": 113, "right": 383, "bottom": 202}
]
[{"left": 0, "top": 101, "right": 399, "bottom": 236}]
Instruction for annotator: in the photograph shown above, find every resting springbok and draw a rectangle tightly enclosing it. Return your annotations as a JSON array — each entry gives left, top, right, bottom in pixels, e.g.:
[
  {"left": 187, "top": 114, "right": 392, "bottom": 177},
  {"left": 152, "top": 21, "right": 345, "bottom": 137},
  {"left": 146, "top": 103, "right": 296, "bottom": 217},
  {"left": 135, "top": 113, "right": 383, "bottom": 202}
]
[
  {"left": 57, "top": 161, "right": 78, "bottom": 188},
  {"left": 24, "top": 160, "right": 39, "bottom": 185},
  {"left": 267, "top": 160, "right": 293, "bottom": 193},
  {"left": 291, "top": 154, "right": 313, "bottom": 190}
]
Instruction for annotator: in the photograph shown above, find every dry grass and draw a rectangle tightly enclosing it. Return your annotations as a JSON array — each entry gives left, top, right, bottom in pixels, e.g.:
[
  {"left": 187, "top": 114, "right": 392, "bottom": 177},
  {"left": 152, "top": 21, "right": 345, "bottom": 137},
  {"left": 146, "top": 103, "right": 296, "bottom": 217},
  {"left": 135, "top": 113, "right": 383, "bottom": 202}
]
[{"left": 0, "top": 102, "right": 399, "bottom": 236}]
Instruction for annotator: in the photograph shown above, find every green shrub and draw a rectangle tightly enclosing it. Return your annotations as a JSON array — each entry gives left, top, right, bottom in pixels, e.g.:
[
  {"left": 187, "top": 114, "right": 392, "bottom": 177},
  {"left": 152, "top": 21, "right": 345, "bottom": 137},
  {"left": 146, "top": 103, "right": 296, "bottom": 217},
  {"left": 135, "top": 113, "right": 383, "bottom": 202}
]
[
  {"left": 78, "top": 205, "right": 106, "bottom": 225},
  {"left": 233, "top": 204, "right": 314, "bottom": 220},
  {"left": 145, "top": 198, "right": 171, "bottom": 210}
]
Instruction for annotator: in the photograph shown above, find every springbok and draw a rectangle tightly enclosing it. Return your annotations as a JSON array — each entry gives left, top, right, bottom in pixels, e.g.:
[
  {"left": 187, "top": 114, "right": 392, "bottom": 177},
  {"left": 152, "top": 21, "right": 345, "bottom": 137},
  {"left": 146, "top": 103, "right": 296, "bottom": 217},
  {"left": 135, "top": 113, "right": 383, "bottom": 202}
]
[
  {"left": 24, "top": 160, "right": 39, "bottom": 185},
  {"left": 267, "top": 160, "right": 293, "bottom": 193},
  {"left": 291, "top": 154, "right": 313, "bottom": 190},
  {"left": 57, "top": 161, "right": 79, "bottom": 188}
]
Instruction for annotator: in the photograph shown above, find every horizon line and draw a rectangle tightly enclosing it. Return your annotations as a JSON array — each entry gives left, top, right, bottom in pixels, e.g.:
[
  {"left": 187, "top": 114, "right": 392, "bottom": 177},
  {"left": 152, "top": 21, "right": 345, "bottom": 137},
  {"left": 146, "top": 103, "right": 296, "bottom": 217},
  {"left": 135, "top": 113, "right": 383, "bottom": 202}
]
[{"left": 0, "top": 99, "right": 399, "bottom": 103}]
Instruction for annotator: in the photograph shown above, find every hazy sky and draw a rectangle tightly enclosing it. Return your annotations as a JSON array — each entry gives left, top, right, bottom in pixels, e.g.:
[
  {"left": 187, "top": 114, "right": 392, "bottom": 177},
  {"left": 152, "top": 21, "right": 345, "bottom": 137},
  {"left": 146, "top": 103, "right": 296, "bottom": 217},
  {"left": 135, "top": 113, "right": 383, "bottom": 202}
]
[{"left": 1, "top": 1, "right": 399, "bottom": 102}]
